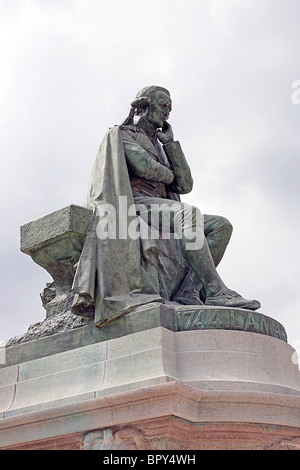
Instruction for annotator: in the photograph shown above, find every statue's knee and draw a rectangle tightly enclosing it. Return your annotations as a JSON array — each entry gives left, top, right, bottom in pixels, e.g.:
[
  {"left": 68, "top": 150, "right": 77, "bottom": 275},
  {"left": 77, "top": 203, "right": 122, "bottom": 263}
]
[
  {"left": 208, "top": 215, "right": 233, "bottom": 240},
  {"left": 221, "top": 217, "right": 233, "bottom": 242}
]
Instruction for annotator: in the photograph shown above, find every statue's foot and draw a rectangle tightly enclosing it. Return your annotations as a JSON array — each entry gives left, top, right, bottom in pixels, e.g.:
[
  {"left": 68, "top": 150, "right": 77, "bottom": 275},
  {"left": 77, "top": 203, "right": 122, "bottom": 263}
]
[{"left": 205, "top": 289, "right": 261, "bottom": 311}]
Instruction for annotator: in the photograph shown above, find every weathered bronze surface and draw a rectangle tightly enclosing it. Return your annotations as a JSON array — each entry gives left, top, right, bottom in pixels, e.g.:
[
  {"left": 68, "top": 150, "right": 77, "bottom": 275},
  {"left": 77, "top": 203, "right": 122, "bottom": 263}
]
[
  {"left": 71, "top": 86, "right": 261, "bottom": 326},
  {"left": 20, "top": 205, "right": 92, "bottom": 295},
  {"left": 174, "top": 306, "right": 287, "bottom": 341}
]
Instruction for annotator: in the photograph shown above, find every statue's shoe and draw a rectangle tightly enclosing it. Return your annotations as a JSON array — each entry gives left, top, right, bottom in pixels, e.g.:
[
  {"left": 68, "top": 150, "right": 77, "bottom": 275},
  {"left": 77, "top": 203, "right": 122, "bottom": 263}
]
[{"left": 205, "top": 289, "right": 261, "bottom": 311}]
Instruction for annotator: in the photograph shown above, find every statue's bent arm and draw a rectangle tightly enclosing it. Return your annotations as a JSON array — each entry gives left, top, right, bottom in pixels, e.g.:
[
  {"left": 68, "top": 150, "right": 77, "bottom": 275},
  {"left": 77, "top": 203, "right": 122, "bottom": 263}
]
[
  {"left": 163, "top": 141, "right": 193, "bottom": 194},
  {"left": 122, "top": 130, "right": 174, "bottom": 184}
]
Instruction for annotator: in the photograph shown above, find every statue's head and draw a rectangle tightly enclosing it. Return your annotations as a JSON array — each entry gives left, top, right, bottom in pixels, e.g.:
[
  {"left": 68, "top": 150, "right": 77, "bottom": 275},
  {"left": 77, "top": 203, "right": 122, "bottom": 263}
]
[
  {"left": 124, "top": 86, "right": 172, "bottom": 128},
  {"left": 133, "top": 85, "right": 170, "bottom": 104}
]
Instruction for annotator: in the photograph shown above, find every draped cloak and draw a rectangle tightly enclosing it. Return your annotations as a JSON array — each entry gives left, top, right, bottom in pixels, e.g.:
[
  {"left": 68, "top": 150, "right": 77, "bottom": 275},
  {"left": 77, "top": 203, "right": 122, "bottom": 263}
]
[{"left": 71, "top": 125, "right": 191, "bottom": 327}]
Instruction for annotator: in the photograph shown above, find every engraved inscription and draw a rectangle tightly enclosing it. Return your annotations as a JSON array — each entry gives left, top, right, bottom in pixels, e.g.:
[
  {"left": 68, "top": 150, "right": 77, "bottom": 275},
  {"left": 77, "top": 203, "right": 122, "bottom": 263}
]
[{"left": 175, "top": 308, "right": 287, "bottom": 342}]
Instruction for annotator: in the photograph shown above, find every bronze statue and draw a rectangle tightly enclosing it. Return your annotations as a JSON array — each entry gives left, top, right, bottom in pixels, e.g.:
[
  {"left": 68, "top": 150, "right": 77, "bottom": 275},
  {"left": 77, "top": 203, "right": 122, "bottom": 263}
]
[{"left": 72, "top": 86, "right": 260, "bottom": 326}]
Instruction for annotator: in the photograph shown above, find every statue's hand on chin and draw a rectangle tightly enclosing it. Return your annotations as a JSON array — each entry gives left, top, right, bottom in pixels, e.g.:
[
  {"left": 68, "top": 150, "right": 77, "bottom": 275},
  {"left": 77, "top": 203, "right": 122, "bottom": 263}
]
[{"left": 157, "top": 122, "right": 174, "bottom": 144}]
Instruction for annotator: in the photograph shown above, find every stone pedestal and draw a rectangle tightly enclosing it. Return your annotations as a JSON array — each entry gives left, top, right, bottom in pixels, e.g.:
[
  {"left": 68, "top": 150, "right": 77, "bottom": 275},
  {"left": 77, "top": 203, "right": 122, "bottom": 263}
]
[{"left": 1, "top": 305, "right": 300, "bottom": 450}]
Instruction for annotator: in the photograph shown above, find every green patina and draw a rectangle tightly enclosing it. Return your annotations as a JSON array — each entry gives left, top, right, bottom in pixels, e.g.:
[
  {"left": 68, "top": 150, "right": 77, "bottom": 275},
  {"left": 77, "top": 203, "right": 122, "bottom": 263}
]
[{"left": 175, "top": 307, "right": 287, "bottom": 342}]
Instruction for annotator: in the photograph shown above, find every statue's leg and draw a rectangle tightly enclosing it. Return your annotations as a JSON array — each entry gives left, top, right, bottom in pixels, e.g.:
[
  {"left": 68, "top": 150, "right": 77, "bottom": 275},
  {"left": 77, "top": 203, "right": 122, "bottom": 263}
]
[
  {"left": 177, "top": 208, "right": 260, "bottom": 310},
  {"left": 173, "top": 215, "right": 232, "bottom": 304},
  {"left": 172, "top": 267, "right": 203, "bottom": 305},
  {"left": 204, "top": 214, "right": 233, "bottom": 267},
  {"left": 135, "top": 196, "right": 260, "bottom": 310}
]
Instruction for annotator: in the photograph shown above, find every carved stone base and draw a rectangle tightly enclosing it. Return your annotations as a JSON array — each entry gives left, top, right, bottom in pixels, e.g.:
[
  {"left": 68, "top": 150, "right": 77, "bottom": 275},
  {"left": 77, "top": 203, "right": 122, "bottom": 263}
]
[
  {"left": 1, "top": 384, "right": 300, "bottom": 450},
  {"left": 2, "top": 419, "right": 300, "bottom": 451}
]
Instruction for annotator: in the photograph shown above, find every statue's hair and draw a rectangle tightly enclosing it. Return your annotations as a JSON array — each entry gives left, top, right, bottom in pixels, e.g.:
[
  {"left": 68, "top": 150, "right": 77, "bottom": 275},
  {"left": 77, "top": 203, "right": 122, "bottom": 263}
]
[{"left": 134, "top": 86, "right": 170, "bottom": 102}]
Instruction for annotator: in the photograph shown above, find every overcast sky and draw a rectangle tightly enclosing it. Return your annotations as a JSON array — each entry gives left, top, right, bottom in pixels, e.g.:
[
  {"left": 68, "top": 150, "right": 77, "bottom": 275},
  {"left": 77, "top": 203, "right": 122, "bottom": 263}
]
[{"left": 0, "top": 0, "right": 299, "bottom": 352}]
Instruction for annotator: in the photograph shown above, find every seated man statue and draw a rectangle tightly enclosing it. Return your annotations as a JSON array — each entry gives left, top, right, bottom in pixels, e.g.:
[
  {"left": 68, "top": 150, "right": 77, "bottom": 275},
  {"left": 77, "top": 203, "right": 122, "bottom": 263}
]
[{"left": 71, "top": 86, "right": 260, "bottom": 327}]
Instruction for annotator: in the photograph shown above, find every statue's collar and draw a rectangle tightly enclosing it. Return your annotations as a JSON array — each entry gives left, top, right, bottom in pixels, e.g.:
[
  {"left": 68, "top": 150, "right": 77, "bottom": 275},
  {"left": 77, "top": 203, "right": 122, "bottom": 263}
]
[{"left": 135, "top": 116, "right": 158, "bottom": 137}]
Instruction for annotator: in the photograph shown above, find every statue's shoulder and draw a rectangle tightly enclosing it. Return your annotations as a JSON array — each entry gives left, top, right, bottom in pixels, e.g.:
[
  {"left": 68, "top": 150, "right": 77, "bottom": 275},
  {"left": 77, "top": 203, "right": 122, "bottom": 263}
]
[{"left": 103, "top": 124, "right": 132, "bottom": 138}]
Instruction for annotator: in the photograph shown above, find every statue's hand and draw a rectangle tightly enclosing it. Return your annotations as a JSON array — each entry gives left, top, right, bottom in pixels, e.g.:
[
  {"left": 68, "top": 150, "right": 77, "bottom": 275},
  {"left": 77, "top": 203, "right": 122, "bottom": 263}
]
[{"left": 157, "top": 122, "right": 174, "bottom": 144}]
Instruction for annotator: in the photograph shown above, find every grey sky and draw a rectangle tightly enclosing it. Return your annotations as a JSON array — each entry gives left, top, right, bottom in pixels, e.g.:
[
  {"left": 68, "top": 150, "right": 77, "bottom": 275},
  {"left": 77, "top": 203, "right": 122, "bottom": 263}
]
[{"left": 0, "top": 0, "right": 299, "bottom": 348}]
